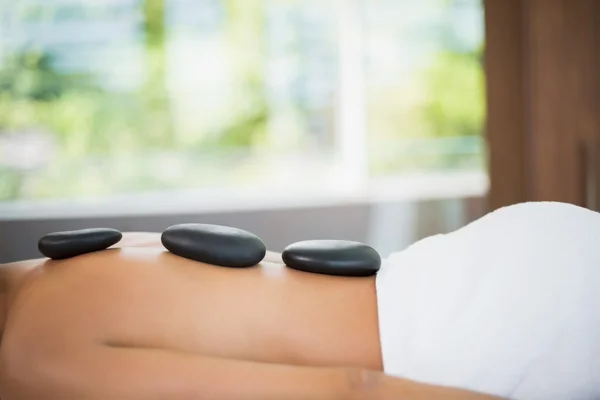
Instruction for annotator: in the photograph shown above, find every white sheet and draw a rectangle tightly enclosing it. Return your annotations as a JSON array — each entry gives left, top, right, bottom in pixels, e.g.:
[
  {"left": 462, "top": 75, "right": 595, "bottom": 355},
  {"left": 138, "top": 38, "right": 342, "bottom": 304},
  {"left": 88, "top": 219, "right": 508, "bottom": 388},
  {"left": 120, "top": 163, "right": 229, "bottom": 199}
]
[{"left": 376, "top": 202, "right": 600, "bottom": 399}]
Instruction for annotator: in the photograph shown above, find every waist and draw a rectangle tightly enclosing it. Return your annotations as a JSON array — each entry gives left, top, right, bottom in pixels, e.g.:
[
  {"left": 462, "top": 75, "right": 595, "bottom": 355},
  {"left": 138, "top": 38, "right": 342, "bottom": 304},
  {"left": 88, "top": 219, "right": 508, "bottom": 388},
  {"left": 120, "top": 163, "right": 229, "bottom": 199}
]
[
  {"left": 49, "top": 249, "right": 384, "bottom": 370},
  {"left": 277, "top": 275, "right": 383, "bottom": 370},
  {"left": 115, "top": 255, "right": 385, "bottom": 370}
]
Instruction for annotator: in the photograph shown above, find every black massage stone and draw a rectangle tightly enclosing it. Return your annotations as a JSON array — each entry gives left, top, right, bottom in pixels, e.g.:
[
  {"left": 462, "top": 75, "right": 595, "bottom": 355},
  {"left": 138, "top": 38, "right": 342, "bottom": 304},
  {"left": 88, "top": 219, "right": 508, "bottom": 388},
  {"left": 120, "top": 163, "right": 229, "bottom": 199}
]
[
  {"left": 161, "top": 223, "right": 266, "bottom": 267},
  {"left": 38, "top": 228, "right": 123, "bottom": 260},
  {"left": 282, "top": 240, "right": 381, "bottom": 277}
]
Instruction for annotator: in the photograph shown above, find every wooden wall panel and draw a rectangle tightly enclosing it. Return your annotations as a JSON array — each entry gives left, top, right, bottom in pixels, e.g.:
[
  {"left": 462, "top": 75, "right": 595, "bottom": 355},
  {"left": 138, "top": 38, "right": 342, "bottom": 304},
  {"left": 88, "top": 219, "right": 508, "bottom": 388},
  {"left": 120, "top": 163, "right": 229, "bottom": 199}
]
[
  {"left": 525, "top": 0, "right": 583, "bottom": 205},
  {"left": 484, "top": 0, "right": 526, "bottom": 210},
  {"left": 485, "top": 0, "right": 600, "bottom": 210}
]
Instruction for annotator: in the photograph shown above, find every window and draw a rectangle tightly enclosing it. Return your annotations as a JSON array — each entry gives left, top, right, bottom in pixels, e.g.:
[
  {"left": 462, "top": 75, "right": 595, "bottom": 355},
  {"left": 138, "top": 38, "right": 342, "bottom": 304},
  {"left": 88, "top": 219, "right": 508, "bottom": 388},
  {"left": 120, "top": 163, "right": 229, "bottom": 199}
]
[{"left": 0, "top": 0, "right": 485, "bottom": 209}]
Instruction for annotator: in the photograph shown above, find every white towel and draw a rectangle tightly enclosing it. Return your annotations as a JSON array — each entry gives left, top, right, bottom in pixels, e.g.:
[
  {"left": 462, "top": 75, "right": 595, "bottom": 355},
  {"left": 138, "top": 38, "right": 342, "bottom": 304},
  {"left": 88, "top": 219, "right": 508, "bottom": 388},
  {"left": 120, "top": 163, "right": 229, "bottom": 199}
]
[{"left": 376, "top": 202, "right": 600, "bottom": 399}]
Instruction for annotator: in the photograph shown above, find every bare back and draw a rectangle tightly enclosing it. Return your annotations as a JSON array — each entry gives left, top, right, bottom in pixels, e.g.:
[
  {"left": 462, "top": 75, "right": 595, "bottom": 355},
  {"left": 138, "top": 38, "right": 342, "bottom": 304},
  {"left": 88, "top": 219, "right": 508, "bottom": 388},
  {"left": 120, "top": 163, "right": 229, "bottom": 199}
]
[{"left": 2, "top": 237, "right": 383, "bottom": 373}]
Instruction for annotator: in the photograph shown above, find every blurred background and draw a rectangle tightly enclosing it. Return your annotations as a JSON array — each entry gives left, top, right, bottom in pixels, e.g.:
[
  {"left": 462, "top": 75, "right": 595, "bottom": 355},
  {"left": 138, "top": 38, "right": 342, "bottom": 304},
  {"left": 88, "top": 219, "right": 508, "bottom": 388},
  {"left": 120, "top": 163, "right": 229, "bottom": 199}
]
[{"left": 1, "top": 0, "right": 598, "bottom": 262}]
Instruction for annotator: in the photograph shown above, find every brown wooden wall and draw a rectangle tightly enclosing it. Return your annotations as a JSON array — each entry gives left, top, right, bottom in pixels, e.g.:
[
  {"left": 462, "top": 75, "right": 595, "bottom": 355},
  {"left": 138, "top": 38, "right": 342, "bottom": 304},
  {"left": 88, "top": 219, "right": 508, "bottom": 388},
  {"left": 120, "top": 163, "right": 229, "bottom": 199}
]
[{"left": 485, "top": 0, "right": 600, "bottom": 210}]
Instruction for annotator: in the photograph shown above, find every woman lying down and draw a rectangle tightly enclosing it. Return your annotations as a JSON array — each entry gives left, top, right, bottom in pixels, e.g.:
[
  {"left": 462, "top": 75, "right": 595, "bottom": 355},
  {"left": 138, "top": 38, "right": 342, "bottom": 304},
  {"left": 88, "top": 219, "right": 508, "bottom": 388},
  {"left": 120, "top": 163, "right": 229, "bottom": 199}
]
[{"left": 0, "top": 201, "right": 599, "bottom": 399}]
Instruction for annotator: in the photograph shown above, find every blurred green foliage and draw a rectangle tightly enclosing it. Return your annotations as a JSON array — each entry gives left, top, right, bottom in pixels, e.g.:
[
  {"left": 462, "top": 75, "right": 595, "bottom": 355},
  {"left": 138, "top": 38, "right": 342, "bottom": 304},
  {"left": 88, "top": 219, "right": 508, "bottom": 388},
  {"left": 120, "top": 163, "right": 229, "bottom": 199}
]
[
  {"left": 0, "top": 0, "right": 484, "bottom": 201},
  {"left": 0, "top": 0, "right": 271, "bottom": 200},
  {"left": 423, "top": 47, "right": 485, "bottom": 138},
  {"left": 0, "top": 52, "right": 93, "bottom": 101}
]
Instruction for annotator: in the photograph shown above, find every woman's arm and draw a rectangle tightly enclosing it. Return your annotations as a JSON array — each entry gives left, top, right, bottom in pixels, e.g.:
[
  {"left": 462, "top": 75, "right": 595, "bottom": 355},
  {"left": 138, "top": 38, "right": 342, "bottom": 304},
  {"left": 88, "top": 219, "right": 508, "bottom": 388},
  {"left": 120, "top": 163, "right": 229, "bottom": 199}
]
[{"left": 1, "top": 344, "right": 505, "bottom": 400}]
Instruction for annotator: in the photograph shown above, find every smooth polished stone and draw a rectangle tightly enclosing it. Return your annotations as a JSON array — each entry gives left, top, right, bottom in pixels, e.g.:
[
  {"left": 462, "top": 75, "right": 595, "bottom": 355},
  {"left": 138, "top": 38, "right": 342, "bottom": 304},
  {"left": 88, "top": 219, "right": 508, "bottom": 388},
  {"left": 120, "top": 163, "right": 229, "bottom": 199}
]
[
  {"left": 161, "top": 223, "right": 266, "bottom": 267},
  {"left": 38, "top": 228, "right": 123, "bottom": 260},
  {"left": 282, "top": 240, "right": 381, "bottom": 277}
]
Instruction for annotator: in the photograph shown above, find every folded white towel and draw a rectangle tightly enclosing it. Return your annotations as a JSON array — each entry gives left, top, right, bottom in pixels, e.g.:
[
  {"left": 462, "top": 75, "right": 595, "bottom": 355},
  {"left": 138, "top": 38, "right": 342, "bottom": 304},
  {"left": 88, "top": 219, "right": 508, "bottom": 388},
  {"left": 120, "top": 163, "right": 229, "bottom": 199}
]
[{"left": 376, "top": 202, "right": 600, "bottom": 399}]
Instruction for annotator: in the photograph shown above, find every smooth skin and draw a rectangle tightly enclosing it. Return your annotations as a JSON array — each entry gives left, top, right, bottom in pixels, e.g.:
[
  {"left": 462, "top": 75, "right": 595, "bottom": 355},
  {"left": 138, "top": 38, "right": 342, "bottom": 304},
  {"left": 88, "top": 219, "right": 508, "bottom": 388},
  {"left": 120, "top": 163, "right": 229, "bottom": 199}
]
[{"left": 0, "top": 233, "right": 503, "bottom": 399}]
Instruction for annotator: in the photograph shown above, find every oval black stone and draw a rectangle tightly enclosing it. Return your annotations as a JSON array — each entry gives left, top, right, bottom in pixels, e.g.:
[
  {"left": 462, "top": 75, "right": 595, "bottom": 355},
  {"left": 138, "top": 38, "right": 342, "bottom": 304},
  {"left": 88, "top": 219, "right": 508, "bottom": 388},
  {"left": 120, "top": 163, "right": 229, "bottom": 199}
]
[
  {"left": 38, "top": 228, "right": 123, "bottom": 260},
  {"left": 161, "top": 224, "right": 266, "bottom": 267},
  {"left": 282, "top": 240, "right": 381, "bottom": 277}
]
